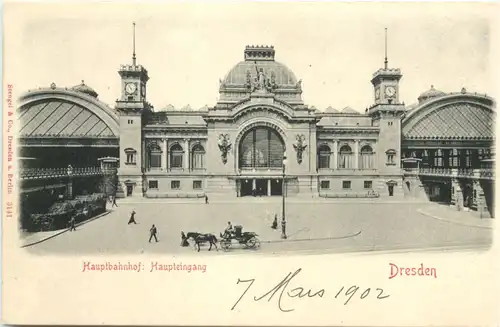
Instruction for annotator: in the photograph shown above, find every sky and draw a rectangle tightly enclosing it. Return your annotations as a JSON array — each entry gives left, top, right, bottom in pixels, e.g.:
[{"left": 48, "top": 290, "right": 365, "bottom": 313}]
[{"left": 4, "top": 2, "right": 496, "bottom": 112}]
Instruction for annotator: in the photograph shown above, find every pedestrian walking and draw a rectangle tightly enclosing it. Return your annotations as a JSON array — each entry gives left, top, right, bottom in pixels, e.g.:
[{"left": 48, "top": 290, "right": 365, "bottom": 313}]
[
  {"left": 128, "top": 210, "right": 137, "bottom": 224},
  {"left": 112, "top": 196, "right": 118, "bottom": 208},
  {"left": 281, "top": 217, "right": 287, "bottom": 239},
  {"left": 205, "top": 194, "right": 209, "bottom": 204},
  {"left": 271, "top": 214, "right": 278, "bottom": 229},
  {"left": 149, "top": 224, "right": 158, "bottom": 243},
  {"left": 69, "top": 216, "right": 76, "bottom": 232}
]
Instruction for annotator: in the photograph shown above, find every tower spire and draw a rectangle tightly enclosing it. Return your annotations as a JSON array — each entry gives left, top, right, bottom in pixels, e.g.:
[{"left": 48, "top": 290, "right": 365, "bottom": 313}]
[
  {"left": 384, "top": 28, "right": 388, "bottom": 69},
  {"left": 132, "top": 22, "right": 137, "bottom": 66}
]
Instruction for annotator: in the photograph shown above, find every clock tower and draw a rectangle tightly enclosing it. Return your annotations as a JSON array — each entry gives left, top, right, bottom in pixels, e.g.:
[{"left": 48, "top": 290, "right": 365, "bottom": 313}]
[
  {"left": 115, "top": 22, "right": 151, "bottom": 198},
  {"left": 368, "top": 29, "right": 405, "bottom": 195}
]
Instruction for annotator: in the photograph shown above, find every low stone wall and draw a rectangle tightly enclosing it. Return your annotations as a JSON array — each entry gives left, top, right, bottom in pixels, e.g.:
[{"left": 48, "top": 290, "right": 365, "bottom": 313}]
[{"left": 145, "top": 192, "right": 205, "bottom": 199}]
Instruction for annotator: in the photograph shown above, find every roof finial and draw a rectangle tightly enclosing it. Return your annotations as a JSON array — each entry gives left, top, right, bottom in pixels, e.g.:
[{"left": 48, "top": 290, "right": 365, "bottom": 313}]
[
  {"left": 384, "top": 28, "right": 388, "bottom": 69},
  {"left": 132, "top": 22, "right": 137, "bottom": 66}
]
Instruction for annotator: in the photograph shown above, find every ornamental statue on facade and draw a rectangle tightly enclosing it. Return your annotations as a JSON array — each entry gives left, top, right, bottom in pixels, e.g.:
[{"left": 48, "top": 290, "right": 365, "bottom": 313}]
[
  {"left": 293, "top": 134, "right": 307, "bottom": 164},
  {"left": 246, "top": 63, "right": 279, "bottom": 93},
  {"left": 218, "top": 134, "right": 232, "bottom": 164}
]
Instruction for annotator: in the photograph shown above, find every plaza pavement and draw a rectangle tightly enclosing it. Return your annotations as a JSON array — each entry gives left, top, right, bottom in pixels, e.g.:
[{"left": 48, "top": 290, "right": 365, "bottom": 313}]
[{"left": 24, "top": 198, "right": 493, "bottom": 255}]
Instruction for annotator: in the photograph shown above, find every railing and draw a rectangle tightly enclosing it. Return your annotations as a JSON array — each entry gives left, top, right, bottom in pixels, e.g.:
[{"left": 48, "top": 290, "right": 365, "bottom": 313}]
[
  {"left": 402, "top": 167, "right": 494, "bottom": 180},
  {"left": 478, "top": 168, "right": 494, "bottom": 179},
  {"left": 145, "top": 167, "right": 207, "bottom": 173},
  {"left": 20, "top": 167, "right": 108, "bottom": 180}
]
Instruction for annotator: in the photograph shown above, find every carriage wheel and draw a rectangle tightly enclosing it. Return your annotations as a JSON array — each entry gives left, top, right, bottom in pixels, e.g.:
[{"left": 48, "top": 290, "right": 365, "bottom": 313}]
[
  {"left": 220, "top": 240, "right": 231, "bottom": 250},
  {"left": 254, "top": 238, "right": 261, "bottom": 248},
  {"left": 245, "top": 237, "right": 257, "bottom": 248}
]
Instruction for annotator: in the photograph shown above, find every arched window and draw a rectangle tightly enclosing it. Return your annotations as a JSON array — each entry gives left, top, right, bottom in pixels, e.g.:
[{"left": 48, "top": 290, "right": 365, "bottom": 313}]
[
  {"left": 338, "top": 145, "right": 353, "bottom": 169},
  {"left": 170, "top": 144, "right": 184, "bottom": 169},
  {"left": 359, "top": 145, "right": 374, "bottom": 169},
  {"left": 239, "top": 127, "right": 285, "bottom": 169},
  {"left": 191, "top": 144, "right": 205, "bottom": 170},
  {"left": 318, "top": 145, "right": 331, "bottom": 169},
  {"left": 148, "top": 144, "right": 162, "bottom": 169}
]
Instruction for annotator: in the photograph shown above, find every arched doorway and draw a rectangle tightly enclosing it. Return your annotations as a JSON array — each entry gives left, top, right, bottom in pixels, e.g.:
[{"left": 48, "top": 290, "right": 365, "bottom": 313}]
[{"left": 238, "top": 126, "right": 285, "bottom": 196}]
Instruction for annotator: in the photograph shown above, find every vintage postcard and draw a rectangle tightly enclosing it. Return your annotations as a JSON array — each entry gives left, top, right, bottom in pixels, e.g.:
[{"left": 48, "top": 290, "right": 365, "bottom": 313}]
[{"left": 2, "top": 1, "right": 499, "bottom": 326}]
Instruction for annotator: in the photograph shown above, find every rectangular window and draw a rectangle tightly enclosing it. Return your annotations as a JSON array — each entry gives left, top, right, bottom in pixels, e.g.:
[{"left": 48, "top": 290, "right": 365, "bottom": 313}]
[
  {"left": 320, "top": 181, "right": 330, "bottom": 189},
  {"left": 148, "top": 180, "right": 158, "bottom": 189},
  {"left": 342, "top": 181, "right": 351, "bottom": 189},
  {"left": 364, "top": 181, "right": 373, "bottom": 189},
  {"left": 193, "top": 180, "right": 202, "bottom": 190},
  {"left": 171, "top": 180, "right": 180, "bottom": 190},
  {"left": 126, "top": 154, "right": 136, "bottom": 164}
]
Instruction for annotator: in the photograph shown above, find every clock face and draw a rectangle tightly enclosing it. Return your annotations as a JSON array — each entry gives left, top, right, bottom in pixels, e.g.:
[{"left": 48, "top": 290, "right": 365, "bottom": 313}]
[
  {"left": 141, "top": 84, "right": 146, "bottom": 97},
  {"left": 385, "top": 86, "right": 396, "bottom": 98},
  {"left": 125, "top": 82, "right": 137, "bottom": 94},
  {"left": 375, "top": 88, "right": 381, "bottom": 100}
]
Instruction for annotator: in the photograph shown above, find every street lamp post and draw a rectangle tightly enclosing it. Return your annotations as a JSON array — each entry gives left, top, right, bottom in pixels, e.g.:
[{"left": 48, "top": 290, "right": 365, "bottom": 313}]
[{"left": 281, "top": 153, "right": 287, "bottom": 239}]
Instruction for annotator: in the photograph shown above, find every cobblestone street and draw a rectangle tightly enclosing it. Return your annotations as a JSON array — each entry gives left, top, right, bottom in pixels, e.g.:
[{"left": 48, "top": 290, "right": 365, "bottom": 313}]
[{"left": 25, "top": 199, "right": 492, "bottom": 255}]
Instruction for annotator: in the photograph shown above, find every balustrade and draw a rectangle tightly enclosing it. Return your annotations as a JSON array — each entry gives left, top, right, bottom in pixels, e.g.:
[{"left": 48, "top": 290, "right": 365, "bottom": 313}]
[
  {"left": 20, "top": 167, "right": 112, "bottom": 180},
  {"left": 401, "top": 166, "right": 494, "bottom": 180}
]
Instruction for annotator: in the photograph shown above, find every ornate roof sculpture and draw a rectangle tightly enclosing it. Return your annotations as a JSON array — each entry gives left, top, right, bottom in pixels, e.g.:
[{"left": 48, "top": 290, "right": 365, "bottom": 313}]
[
  {"left": 217, "top": 45, "right": 304, "bottom": 106},
  {"left": 71, "top": 80, "right": 99, "bottom": 98},
  {"left": 417, "top": 85, "right": 445, "bottom": 104}
]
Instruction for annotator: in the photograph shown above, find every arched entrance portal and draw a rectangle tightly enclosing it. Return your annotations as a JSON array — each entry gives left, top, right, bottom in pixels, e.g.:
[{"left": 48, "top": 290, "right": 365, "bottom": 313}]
[{"left": 238, "top": 126, "right": 286, "bottom": 197}]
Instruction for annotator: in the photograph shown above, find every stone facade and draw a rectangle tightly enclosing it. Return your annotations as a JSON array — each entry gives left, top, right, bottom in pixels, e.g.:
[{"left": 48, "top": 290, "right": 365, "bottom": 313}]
[{"left": 115, "top": 45, "right": 409, "bottom": 199}]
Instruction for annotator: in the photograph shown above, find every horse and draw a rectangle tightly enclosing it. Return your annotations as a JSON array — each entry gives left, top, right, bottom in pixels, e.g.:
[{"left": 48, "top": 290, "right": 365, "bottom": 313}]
[{"left": 186, "top": 232, "right": 218, "bottom": 252}]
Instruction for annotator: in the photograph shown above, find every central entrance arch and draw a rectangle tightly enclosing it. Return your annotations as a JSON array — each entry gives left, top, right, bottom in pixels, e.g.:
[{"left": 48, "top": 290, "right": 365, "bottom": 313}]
[
  {"left": 238, "top": 126, "right": 285, "bottom": 169},
  {"left": 237, "top": 125, "right": 286, "bottom": 196}
]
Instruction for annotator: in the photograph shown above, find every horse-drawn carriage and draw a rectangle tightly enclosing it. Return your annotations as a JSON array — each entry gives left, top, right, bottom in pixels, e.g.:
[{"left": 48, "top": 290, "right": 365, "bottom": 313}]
[
  {"left": 183, "top": 225, "right": 261, "bottom": 252},
  {"left": 219, "top": 225, "right": 260, "bottom": 250}
]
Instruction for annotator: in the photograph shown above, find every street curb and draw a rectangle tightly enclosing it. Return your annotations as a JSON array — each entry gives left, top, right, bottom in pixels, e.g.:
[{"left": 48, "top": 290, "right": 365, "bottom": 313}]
[
  {"left": 21, "top": 211, "right": 111, "bottom": 248},
  {"left": 260, "top": 230, "right": 362, "bottom": 244},
  {"left": 116, "top": 200, "right": 426, "bottom": 205},
  {"left": 417, "top": 209, "right": 493, "bottom": 230}
]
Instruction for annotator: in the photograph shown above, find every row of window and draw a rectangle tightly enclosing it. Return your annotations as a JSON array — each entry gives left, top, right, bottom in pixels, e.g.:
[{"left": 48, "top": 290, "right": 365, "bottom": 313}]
[
  {"left": 318, "top": 144, "right": 396, "bottom": 169},
  {"left": 405, "top": 148, "right": 492, "bottom": 169},
  {"left": 148, "top": 180, "right": 203, "bottom": 190},
  {"left": 320, "top": 180, "right": 373, "bottom": 190},
  {"left": 125, "top": 144, "right": 206, "bottom": 169}
]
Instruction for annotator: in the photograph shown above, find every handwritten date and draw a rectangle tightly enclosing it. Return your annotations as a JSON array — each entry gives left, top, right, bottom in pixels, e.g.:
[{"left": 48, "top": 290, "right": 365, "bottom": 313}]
[{"left": 232, "top": 268, "right": 390, "bottom": 312}]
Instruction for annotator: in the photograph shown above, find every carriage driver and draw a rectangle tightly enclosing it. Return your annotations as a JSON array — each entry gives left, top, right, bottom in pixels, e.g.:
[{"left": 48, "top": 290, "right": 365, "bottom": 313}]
[{"left": 225, "top": 221, "right": 234, "bottom": 237}]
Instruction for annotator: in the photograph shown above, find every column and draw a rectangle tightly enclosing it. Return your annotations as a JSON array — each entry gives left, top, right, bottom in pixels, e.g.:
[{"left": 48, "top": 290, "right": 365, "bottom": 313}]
[
  {"left": 354, "top": 140, "right": 360, "bottom": 169},
  {"left": 252, "top": 179, "right": 256, "bottom": 192},
  {"left": 66, "top": 179, "right": 73, "bottom": 199},
  {"left": 267, "top": 179, "right": 271, "bottom": 196},
  {"left": 184, "top": 139, "right": 189, "bottom": 171},
  {"left": 332, "top": 141, "right": 338, "bottom": 169},
  {"left": 161, "top": 139, "right": 167, "bottom": 170}
]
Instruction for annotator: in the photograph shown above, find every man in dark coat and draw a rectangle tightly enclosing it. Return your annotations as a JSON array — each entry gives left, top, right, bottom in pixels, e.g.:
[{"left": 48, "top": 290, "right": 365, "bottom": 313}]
[
  {"left": 69, "top": 217, "right": 76, "bottom": 232},
  {"left": 149, "top": 224, "right": 158, "bottom": 243},
  {"left": 112, "top": 196, "right": 118, "bottom": 208},
  {"left": 128, "top": 210, "right": 137, "bottom": 224},
  {"left": 271, "top": 214, "right": 278, "bottom": 229}
]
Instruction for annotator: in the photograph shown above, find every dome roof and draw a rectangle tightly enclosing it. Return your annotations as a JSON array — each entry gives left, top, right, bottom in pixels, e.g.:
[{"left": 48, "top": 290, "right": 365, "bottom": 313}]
[
  {"left": 418, "top": 85, "right": 445, "bottom": 103},
  {"left": 71, "top": 80, "right": 98, "bottom": 98},
  {"left": 222, "top": 46, "right": 298, "bottom": 86}
]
